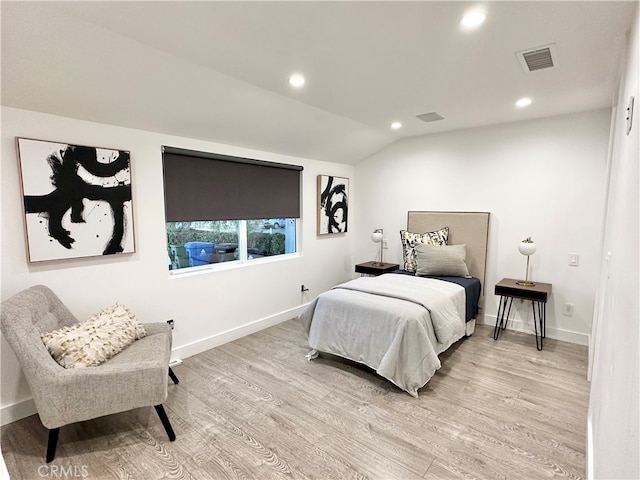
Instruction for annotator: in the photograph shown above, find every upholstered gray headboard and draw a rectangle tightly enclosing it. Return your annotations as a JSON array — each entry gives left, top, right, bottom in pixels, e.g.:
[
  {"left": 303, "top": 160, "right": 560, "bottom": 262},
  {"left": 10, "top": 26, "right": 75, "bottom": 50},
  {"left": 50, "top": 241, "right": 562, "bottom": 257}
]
[{"left": 407, "top": 211, "right": 490, "bottom": 321}]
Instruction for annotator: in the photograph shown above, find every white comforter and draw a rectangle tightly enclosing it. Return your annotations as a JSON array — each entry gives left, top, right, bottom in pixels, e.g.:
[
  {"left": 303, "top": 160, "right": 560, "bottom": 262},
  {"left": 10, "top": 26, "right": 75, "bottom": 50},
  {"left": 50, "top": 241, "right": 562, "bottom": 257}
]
[{"left": 299, "top": 274, "right": 466, "bottom": 397}]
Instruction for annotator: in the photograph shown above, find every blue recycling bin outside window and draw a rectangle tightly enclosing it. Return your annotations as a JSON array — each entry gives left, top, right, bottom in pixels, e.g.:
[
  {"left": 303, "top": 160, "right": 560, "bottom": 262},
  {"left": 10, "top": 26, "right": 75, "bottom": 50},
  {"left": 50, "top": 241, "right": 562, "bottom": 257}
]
[{"left": 184, "top": 242, "right": 215, "bottom": 267}]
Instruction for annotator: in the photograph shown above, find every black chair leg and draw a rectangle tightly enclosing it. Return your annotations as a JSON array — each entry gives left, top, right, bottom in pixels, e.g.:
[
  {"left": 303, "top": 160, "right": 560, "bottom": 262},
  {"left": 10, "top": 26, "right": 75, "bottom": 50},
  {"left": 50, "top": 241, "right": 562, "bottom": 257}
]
[
  {"left": 46, "top": 428, "right": 60, "bottom": 463},
  {"left": 168, "top": 367, "right": 179, "bottom": 385},
  {"left": 154, "top": 405, "right": 176, "bottom": 441}
]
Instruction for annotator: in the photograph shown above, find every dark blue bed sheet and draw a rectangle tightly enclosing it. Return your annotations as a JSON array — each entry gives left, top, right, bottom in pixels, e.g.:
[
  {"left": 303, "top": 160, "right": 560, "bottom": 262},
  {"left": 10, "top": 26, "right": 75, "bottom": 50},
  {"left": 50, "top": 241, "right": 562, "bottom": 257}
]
[{"left": 390, "top": 270, "right": 481, "bottom": 322}]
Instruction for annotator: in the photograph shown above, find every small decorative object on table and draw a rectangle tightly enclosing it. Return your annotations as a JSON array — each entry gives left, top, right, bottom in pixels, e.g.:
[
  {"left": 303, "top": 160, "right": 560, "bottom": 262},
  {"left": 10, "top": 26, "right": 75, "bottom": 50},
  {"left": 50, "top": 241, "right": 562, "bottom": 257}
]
[
  {"left": 371, "top": 228, "right": 384, "bottom": 265},
  {"left": 516, "top": 236, "right": 536, "bottom": 286}
]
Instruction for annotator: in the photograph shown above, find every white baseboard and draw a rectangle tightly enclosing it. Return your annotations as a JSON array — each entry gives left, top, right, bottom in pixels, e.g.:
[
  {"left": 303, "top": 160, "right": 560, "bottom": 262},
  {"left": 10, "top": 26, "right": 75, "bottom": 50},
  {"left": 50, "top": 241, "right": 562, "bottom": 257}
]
[
  {"left": 1, "top": 305, "right": 307, "bottom": 427},
  {"left": 484, "top": 314, "right": 590, "bottom": 346},
  {"left": 587, "top": 415, "right": 594, "bottom": 480},
  {"left": 170, "top": 304, "right": 306, "bottom": 362},
  {"left": 1, "top": 398, "right": 36, "bottom": 427}
]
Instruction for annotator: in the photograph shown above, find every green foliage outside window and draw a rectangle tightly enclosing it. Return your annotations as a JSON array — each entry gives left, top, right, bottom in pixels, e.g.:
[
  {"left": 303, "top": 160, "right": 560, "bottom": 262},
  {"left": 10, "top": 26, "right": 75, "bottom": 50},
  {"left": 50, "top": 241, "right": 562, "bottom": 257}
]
[
  {"left": 167, "top": 221, "right": 286, "bottom": 258},
  {"left": 250, "top": 232, "right": 285, "bottom": 256},
  {"left": 167, "top": 222, "right": 238, "bottom": 246}
]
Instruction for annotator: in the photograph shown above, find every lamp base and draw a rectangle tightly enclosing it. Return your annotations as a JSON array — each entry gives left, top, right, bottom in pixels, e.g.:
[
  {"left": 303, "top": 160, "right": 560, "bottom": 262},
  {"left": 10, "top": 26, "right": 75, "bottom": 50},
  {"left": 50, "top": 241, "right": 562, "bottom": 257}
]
[{"left": 515, "top": 280, "right": 536, "bottom": 287}]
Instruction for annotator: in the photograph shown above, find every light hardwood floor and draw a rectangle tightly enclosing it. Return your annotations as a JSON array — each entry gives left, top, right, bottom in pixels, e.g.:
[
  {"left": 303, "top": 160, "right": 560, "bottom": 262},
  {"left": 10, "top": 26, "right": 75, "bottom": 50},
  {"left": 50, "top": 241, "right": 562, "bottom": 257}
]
[{"left": 1, "top": 322, "right": 589, "bottom": 479}]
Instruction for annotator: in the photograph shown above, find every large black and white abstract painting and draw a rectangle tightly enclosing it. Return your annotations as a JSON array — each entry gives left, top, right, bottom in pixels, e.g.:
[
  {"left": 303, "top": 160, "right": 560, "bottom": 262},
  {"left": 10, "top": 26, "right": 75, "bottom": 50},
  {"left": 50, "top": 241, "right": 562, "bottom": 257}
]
[
  {"left": 17, "top": 138, "right": 135, "bottom": 262},
  {"left": 317, "top": 174, "right": 349, "bottom": 235}
]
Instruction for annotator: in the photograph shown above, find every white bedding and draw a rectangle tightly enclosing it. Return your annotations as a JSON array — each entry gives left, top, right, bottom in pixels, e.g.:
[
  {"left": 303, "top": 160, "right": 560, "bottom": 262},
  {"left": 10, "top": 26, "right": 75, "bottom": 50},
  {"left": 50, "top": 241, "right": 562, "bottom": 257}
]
[{"left": 299, "top": 274, "right": 466, "bottom": 397}]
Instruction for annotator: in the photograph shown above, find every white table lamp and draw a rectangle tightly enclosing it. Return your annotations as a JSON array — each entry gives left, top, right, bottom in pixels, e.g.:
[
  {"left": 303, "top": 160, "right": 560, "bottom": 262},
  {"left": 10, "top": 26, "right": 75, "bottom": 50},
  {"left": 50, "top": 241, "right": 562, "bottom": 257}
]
[
  {"left": 516, "top": 237, "right": 536, "bottom": 286},
  {"left": 371, "top": 229, "right": 384, "bottom": 266}
]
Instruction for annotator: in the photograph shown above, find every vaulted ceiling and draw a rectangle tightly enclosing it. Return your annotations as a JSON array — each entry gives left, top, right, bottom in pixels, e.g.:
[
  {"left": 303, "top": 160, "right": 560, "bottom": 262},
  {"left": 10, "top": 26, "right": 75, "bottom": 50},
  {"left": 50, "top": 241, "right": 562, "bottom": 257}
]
[{"left": 1, "top": 1, "right": 636, "bottom": 164}]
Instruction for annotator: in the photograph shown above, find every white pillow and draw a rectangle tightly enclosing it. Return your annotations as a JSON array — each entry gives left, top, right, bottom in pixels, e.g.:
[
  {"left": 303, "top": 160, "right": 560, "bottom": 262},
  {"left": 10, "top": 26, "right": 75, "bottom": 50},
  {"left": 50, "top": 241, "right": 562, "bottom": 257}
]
[
  {"left": 41, "top": 303, "right": 146, "bottom": 369},
  {"left": 415, "top": 243, "right": 470, "bottom": 277}
]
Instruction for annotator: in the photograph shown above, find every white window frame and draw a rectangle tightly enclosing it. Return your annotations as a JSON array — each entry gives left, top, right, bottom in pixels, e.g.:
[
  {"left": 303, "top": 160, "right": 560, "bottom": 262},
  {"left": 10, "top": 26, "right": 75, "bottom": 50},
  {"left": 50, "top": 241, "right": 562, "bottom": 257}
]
[{"left": 168, "top": 219, "right": 300, "bottom": 277}]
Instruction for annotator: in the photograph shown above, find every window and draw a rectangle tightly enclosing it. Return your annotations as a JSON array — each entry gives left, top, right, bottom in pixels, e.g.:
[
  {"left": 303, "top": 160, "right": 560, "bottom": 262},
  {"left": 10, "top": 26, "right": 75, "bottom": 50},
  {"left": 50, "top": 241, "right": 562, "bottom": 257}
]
[
  {"left": 162, "top": 147, "right": 302, "bottom": 272},
  {"left": 167, "top": 219, "right": 297, "bottom": 270}
]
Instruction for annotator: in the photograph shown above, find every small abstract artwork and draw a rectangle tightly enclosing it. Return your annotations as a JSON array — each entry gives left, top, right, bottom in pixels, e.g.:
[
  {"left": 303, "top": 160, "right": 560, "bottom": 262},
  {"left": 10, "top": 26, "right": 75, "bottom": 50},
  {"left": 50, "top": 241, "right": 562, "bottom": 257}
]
[
  {"left": 317, "top": 175, "right": 349, "bottom": 235},
  {"left": 17, "top": 138, "right": 135, "bottom": 262}
]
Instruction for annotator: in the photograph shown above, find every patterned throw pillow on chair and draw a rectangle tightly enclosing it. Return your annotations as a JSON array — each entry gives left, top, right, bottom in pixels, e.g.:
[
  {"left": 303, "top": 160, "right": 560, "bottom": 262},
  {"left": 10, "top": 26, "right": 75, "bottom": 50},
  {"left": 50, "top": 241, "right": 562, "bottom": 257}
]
[
  {"left": 41, "top": 303, "right": 146, "bottom": 368},
  {"left": 399, "top": 226, "right": 449, "bottom": 273}
]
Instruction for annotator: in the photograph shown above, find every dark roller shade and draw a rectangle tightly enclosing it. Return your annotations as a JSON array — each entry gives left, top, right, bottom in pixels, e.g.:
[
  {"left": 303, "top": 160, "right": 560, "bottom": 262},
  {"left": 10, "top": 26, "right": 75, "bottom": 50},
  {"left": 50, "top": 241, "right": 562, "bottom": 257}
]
[{"left": 162, "top": 147, "right": 302, "bottom": 222}]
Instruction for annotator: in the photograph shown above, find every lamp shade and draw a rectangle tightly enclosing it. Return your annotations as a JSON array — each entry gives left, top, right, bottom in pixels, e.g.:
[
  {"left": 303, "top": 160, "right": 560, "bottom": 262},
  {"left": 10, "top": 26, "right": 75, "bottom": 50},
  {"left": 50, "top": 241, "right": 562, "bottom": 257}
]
[{"left": 518, "top": 237, "right": 536, "bottom": 256}]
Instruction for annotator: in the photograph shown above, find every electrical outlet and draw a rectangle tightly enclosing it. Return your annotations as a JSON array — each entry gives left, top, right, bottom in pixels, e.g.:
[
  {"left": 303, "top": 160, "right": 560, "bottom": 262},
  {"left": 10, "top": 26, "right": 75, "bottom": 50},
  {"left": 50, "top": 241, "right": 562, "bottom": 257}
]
[
  {"left": 167, "top": 319, "right": 175, "bottom": 329},
  {"left": 301, "top": 284, "right": 309, "bottom": 293},
  {"left": 382, "top": 239, "right": 389, "bottom": 249},
  {"left": 563, "top": 303, "right": 574, "bottom": 316}
]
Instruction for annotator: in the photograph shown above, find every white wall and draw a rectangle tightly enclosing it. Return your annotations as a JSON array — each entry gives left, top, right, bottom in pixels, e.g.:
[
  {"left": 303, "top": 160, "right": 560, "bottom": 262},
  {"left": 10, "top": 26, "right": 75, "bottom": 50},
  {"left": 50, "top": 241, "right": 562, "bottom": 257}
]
[
  {"left": 354, "top": 109, "right": 612, "bottom": 344},
  {"left": 588, "top": 4, "right": 639, "bottom": 479},
  {"left": 0, "top": 106, "right": 356, "bottom": 424}
]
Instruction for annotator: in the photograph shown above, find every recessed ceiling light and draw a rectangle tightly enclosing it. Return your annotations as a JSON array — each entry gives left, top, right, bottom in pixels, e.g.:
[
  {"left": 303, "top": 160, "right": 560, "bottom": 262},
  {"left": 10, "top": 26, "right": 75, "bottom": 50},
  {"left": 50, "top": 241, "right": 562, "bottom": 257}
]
[
  {"left": 460, "top": 11, "right": 486, "bottom": 29},
  {"left": 516, "top": 97, "right": 532, "bottom": 108},
  {"left": 289, "top": 73, "right": 305, "bottom": 88},
  {"left": 390, "top": 122, "right": 402, "bottom": 130}
]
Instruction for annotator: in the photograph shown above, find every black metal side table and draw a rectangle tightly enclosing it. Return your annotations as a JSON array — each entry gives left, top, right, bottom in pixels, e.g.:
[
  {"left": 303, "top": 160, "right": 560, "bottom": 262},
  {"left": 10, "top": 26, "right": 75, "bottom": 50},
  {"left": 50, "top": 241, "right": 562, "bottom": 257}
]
[{"left": 494, "top": 278, "right": 552, "bottom": 350}]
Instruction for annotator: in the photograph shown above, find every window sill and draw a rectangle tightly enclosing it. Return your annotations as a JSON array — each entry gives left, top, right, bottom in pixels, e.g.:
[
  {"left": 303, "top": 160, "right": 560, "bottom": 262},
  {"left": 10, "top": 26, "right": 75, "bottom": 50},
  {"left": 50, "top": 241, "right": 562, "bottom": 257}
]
[{"left": 168, "top": 252, "right": 301, "bottom": 278}]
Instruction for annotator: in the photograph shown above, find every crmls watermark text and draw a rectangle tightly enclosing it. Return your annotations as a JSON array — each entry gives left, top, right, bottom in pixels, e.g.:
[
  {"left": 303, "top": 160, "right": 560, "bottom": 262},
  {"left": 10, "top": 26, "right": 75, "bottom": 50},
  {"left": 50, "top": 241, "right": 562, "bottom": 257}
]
[{"left": 37, "top": 465, "right": 89, "bottom": 478}]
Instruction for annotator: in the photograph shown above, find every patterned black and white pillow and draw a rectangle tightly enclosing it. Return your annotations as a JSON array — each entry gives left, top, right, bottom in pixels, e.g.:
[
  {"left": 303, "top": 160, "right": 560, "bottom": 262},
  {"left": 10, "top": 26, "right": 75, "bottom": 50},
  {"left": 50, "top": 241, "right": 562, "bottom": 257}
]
[{"left": 400, "top": 227, "right": 449, "bottom": 273}]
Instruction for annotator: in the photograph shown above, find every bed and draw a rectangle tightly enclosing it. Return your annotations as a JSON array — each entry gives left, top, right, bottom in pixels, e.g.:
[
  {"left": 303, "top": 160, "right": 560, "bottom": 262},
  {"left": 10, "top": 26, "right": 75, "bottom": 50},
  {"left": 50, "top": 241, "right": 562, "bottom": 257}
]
[{"left": 299, "top": 211, "right": 490, "bottom": 397}]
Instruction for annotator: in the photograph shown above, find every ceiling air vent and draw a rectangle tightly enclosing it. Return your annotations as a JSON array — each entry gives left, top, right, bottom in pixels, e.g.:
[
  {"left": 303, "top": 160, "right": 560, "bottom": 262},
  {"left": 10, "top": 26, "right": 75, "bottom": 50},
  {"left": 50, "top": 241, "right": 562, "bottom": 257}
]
[
  {"left": 517, "top": 44, "right": 557, "bottom": 73},
  {"left": 416, "top": 112, "right": 444, "bottom": 123}
]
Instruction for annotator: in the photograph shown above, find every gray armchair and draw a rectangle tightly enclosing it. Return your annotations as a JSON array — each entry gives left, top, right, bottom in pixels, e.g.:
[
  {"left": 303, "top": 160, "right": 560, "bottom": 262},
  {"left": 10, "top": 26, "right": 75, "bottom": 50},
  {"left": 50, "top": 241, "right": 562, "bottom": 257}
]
[{"left": 0, "top": 285, "right": 178, "bottom": 462}]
